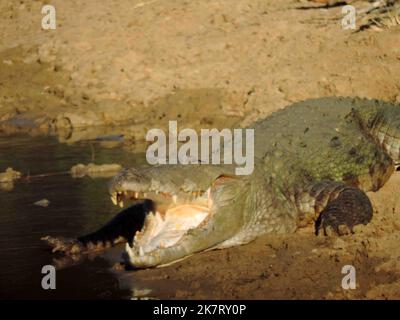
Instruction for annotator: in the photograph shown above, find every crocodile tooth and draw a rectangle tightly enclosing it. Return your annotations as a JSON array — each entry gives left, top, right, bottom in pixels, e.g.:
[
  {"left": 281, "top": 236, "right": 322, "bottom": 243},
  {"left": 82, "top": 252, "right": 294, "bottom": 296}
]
[
  {"left": 111, "top": 193, "right": 117, "bottom": 205},
  {"left": 200, "top": 189, "right": 209, "bottom": 199},
  {"left": 125, "top": 243, "right": 133, "bottom": 257},
  {"left": 147, "top": 211, "right": 155, "bottom": 221},
  {"left": 119, "top": 200, "right": 124, "bottom": 208},
  {"left": 135, "top": 230, "right": 142, "bottom": 240},
  {"left": 139, "top": 246, "right": 144, "bottom": 256},
  {"left": 155, "top": 210, "right": 164, "bottom": 221}
]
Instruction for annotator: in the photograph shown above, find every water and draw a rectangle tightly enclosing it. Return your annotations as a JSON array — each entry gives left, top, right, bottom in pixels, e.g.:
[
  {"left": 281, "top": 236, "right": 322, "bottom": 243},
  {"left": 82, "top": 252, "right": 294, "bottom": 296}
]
[{"left": 0, "top": 133, "right": 148, "bottom": 299}]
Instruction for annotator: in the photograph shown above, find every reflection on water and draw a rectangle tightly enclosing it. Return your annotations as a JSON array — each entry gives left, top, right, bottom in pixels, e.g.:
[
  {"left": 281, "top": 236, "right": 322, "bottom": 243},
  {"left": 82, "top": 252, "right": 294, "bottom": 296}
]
[{"left": 0, "top": 133, "right": 149, "bottom": 299}]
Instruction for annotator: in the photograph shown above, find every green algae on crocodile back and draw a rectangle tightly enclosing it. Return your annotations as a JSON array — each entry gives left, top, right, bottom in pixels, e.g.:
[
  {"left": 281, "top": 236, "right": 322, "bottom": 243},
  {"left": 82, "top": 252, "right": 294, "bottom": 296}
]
[
  {"left": 43, "top": 97, "right": 400, "bottom": 268},
  {"left": 253, "top": 97, "right": 396, "bottom": 192}
]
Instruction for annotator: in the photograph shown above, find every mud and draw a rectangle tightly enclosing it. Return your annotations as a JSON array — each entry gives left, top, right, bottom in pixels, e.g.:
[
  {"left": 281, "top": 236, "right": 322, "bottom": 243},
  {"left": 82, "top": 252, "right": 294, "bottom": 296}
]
[{"left": 1, "top": 0, "right": 400, "bottom": 299}]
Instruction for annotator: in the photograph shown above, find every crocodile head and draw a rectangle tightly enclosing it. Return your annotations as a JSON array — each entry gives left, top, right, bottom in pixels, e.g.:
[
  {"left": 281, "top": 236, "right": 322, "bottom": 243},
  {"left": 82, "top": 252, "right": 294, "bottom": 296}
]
[{"left": 108, "top": 165, "right": 252, "bottom": 268}]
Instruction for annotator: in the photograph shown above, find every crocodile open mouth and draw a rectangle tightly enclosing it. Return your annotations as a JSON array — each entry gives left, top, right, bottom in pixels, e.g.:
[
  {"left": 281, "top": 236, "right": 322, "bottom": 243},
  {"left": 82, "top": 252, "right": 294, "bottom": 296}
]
[{"left": 110, "top": 189, "right": 212, "bottom": 256}]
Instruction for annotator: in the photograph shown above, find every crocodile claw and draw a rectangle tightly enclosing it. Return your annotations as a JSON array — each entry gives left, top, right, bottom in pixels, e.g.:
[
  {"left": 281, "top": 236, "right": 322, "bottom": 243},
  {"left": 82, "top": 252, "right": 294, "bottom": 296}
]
[{"left": 41, "top": 236, "right": 85, "bottom": 255}]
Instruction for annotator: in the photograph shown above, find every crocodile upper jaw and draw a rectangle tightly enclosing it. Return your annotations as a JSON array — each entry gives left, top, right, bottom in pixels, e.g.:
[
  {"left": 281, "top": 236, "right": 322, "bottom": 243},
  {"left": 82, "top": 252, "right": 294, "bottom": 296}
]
[{"left": 109, "top": 187, "right": 213, "bottom": 259}]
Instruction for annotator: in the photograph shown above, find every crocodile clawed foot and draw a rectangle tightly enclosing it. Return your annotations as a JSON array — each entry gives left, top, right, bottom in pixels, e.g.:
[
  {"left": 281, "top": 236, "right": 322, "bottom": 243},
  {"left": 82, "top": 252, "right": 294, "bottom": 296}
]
[
  {"left": 42, "top": 236, "right": 115, "bottom": 269},
  {"left": 41, "top": 236, "right": 86, "bottom": 255},
  {"left": 315, "top": 187, "right": 373, "bottom": 237},
  {"left": 52, "top": 255, "right": 86, "bottom": 270},
  {"left": 317, "top": 224, "right": 352, "bottom": 237}
]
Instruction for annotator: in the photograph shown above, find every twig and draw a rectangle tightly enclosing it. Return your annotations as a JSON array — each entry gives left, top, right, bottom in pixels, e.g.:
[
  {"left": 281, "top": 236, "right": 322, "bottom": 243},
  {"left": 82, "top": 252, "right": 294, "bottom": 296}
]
[{"left": 20, "top": 171, "right": 71, "bottom": 181}]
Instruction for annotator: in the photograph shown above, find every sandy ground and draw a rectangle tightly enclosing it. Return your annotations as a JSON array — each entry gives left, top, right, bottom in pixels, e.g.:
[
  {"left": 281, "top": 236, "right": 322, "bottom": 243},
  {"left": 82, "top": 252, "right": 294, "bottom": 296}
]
[{"left": 1, "top": 0, "right": 400, "bottom": 299}]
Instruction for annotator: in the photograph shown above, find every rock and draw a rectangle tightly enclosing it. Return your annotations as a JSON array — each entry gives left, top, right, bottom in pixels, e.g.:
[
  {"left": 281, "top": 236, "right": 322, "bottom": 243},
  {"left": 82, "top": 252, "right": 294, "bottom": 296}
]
[
  {"left": 70, "top": 163, "right": 122, "bottom": 178},
  {"left": 0, "top": 167, "right": 21, "bottom": 183},
  {"left": 131, "top": 288, "right": 153, "bottom": 299},
  {"left": 34, "top": 199, "right": 50, "bottom": 207},
  {"left": 0, "top": 181, "right": 14, "bottom": 192}
]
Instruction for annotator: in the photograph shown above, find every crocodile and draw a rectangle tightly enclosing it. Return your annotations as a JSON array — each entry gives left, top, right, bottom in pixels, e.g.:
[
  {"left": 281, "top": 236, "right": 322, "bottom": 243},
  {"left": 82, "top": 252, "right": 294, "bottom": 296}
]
[{"left": 43, "top": 97, "right": 400, "bottom": 268}]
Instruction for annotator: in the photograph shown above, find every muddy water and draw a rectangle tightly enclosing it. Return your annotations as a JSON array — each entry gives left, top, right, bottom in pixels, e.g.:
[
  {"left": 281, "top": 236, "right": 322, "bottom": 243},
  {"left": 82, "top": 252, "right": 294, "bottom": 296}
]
[{"left": 0, "top": 133, "right": 151, "bottom": 299}]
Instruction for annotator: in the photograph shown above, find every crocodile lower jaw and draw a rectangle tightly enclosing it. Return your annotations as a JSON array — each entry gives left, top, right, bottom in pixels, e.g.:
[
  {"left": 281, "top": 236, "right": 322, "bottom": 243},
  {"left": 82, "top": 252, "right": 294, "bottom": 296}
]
[{"left": 110, "top": 188, "right": 212, "bottom": 256}]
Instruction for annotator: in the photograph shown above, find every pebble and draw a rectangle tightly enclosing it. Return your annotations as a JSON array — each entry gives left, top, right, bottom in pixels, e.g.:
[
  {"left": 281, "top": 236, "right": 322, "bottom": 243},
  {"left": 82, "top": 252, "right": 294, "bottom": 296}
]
[{"left": 34, "top": 199, "right": 50, "bottom": 207}]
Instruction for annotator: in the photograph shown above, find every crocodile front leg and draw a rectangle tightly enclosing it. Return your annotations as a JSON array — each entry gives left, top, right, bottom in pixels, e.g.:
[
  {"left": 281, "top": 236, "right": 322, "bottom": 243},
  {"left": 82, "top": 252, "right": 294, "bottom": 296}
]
[{"left": 295, "top": 181, "right": 373, "bottom": 236}]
